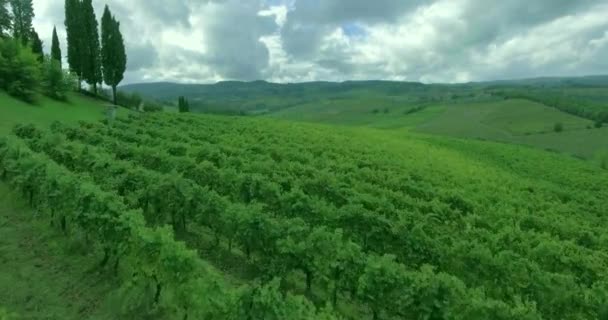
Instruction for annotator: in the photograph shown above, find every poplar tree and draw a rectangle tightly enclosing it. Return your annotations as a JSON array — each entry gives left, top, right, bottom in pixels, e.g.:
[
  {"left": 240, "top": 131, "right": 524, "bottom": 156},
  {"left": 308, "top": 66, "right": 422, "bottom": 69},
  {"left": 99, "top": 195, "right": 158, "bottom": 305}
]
[
  {"left": 51, "top": 26, "right": 61, "bottom": 68},
  {"left": 10, "top": 0, "right": 34, "bottom": 44},
  {"left": 178, "top": 96, "right": 190, "bottom": 113},
  {"left": 65, "top": 0, "right": 83, "bottom": 89},
  {"left": 0, "top": 0, "right": 10, "bottom": 37},
  {"left": 81, "top": 0, "right": 101, "bottom": 94},
  {"left": 101, "top": 5, "right": 126, "bottom": 105}
]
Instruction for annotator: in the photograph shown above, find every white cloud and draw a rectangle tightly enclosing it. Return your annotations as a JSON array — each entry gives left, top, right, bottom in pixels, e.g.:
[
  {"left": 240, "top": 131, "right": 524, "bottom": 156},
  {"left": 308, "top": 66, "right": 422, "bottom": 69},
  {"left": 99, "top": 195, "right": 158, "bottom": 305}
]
[{"left": 32, "top": 0, "right": 608, "bottom": 84}]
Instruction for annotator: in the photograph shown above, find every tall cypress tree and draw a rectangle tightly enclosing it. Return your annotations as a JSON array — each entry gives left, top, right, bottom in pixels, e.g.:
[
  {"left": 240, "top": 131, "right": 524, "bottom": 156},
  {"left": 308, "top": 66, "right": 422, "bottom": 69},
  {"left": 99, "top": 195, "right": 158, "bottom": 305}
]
[
  {"left": 81, "top": 0, "right": 101, "bottom": 95},
  {"left": 0, "top": 0, "right": 10, "bottom": 37},
  {"left": 9, "top": 0, "right": 34, "bottom": 44},
  {"left": 30, "top": 27, "right": 43, "bottom": 61},
  {"left": 101, "top": 5, "right": 126, "bottom": 105},
  {"left": 51, "top": 26, "right": 62, "bottom": 68},
  {"left": 65, "top": 0, "right": 83, "bottom": 89}
]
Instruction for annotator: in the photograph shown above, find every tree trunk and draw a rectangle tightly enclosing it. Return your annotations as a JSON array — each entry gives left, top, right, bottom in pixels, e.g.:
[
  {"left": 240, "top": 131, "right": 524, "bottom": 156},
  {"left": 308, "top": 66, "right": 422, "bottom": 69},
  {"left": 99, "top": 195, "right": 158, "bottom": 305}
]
[
  {"left": 153, "top": 275, "right": 162, "bottom": 304},
  {"left": 113, "top": 256, "right": 121, "bottom": 275},
  {"left": 93, "top": 82, "right": 97, "bottom": 95},
  {"left": 99, "top": 247, "right": 110, "bottom": 268},
  {"left": 60, "top": 216, "right": 67, "bottom": 235},
  {"left": 214, "top": 231, "right": 221, "bottom": 248},
  {"left": 112, "top": 85, "right": 117, "bottom": 105},
  {"left": 305, "top": 269, "right": 313, "bottom": 296},
  {"left": 332, "top": 268, "right": 341, "bottom": 306}
]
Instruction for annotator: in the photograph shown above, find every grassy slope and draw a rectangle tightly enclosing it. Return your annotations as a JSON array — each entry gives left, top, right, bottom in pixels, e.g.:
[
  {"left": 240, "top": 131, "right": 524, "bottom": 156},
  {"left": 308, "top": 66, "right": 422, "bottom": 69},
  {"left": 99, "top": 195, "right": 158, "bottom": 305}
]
[
  {"left": 1, "top": 90, "right": 607, "bottom": 317},
  {"left": 414, "top": 99, "right": 607, "bottom": 159},
  {"left": 0, "top": 93, "right": 130, "bottom": 319},
  {"left": 271, "top": 97, "right": 607, "bottom": 159},
  {"left": 0, "top": 92, "right": 130, "bottom": 135},
  {"left": 0, "top": 183, "right": 116, "bottom": 319}
]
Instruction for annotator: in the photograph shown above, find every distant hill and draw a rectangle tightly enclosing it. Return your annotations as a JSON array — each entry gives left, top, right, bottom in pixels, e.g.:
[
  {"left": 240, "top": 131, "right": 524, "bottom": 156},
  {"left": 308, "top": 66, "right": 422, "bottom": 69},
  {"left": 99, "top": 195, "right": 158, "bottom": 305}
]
[
  {"left": 120, "top": 80, "right": 476, "bottom": 115},
  {"left": 121, "top": 75, "right": 608, "bottom": 115},
  {"left": 480, "top": 75, "right": 608, "bottom": 88}
]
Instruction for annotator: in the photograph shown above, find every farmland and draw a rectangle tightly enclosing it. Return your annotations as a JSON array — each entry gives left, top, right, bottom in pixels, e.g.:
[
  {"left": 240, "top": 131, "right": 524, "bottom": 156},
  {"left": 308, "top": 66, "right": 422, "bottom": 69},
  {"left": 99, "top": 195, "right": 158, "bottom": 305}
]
[
  {"left": 2, "top": 108, "right": 608, "bottom": 319},
  {"left": 124, "top": 79, "right": 608, "bottom": 160}
]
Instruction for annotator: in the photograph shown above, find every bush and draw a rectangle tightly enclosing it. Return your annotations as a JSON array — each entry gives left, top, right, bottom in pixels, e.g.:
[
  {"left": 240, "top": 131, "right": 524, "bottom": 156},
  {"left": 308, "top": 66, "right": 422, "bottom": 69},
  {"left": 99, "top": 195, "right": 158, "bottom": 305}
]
[
  {"left": 143, "top": 101, "right": 163, "bottom": 112},
  {"left": 553, "top": 123, "right": 564, "bottom": 133},
  {"left": 595, "top": 121, "right": 603, "bottom": 129},
  {"left": 595, "top": 151, "right": 608, "bottom": 170},
  {"left": 116, "top": 91, "right": 143, "bottom": 109},
  {"left": 0, "top": 38, "right": 41, "bottom": 102},
  {"left": 41, "top": 57, "right": 74, "bottom": 100}
]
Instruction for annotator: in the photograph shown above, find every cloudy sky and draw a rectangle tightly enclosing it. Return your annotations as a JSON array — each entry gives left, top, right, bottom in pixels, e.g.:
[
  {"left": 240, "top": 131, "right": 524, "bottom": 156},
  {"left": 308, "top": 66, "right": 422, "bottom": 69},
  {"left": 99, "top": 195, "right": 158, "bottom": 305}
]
[{"left": 32, "top": 0, "right": 608, "bottom": 84}]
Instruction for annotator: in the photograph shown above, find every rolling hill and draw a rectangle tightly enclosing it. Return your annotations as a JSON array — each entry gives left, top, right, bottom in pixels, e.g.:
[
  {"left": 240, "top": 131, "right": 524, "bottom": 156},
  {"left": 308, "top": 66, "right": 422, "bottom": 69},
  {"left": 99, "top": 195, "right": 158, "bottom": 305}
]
[
  {"left": 121, "top": 77, "right": 608, "bottom": 159},
  {"left": 2, "top": 108, "right": 608, "bottom": 319}
]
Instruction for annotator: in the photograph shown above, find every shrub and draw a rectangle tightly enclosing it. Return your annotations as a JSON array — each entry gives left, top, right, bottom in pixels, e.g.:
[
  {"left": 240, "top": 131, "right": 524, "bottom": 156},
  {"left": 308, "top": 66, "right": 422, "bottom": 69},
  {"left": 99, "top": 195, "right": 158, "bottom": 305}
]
[
  {"left": 383, "top": 108, "right": 389, "bottom": 114},
  {"left": 595, "top": 121, "right": 603, "bottom": 129},
  {"left": 553, "top": 123, "right": 564, "bottom": 133},
  {"left": 0, "top": 38, "right": 41, "bottom": 102},
  {"left": 372, "top": 109, "right": 379, "bottom": 114},
  {"left": 143, "top": 101, "right": 163, "bottom": 112},
  {"left": 595, "top": 151, "right": 608, "bottom": 170},
  {"left": 116, "top": 91, "right": 143, "bottom": 109},
  {"left": 41, "top": 57, "right": 74, "bottom": 100}
]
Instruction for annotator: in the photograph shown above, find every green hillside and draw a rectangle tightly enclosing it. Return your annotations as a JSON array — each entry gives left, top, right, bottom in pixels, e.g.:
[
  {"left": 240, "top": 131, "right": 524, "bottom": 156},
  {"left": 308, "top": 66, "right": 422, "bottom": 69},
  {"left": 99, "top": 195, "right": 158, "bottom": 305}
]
[
  {"left": 122, "top": 78, "right": 608, "bottom": 159},
  {"left": 0, "top": 92, "right": 131, "bottom": 135},
  {"left": 412, "top": 99, "right": 608, "bottom": 158},
  {"left": 2, "top": 108, "right": 608, "bottom": 318}
]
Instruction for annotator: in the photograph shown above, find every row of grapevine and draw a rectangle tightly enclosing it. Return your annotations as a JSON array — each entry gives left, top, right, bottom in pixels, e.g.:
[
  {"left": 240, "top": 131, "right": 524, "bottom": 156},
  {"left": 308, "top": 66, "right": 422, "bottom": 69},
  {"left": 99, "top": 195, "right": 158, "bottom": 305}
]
[
  {"left": 7, "top": 124, "right": 551, "bottom": 319},
  {"left": 0, "top": 136, "right": 345, "bottom": 319},
  {"left": 6, "top": 111, "right": 608, "bottom": 319}
]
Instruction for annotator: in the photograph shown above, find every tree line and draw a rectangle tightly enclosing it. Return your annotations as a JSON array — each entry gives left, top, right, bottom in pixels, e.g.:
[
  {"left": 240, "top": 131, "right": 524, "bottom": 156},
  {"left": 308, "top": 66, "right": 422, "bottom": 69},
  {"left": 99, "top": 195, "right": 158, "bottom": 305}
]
[{"left": 0, "top": 0, "right": 126, "bottom": 105}]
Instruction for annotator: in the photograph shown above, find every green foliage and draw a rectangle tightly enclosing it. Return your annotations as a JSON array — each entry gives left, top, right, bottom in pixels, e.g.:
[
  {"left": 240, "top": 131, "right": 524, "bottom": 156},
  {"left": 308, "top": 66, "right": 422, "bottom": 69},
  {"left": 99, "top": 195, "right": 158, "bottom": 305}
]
[
  {"left": 595, "top": 150, "right": 608, "bottom": 170},
  {"left": 41, "top": 57, "right": 73, "bottom": 100},
  {"left": 0, "top": 0, "right": 10, "bottom": 37},
  {"left": 595, "top": 120, "right": 603, "bottom": 129},
  {"left": 0, "top": 307, "right": 18, "bottom": 320},
  {"left": 7, "top": 112, "right": 606, "bottom": 319},
  {"left": 492, "top": 87, "right": 608, "bottom": 123},
  {"left": 0, "top": 37, "right": 40, "bottom": 101},
  {"left": 29, "top": 27, "right": 43, "bottom": 62},
  {"left": 115, "top": 90, "right": 142, "bottom": 109},
  {"left": 64, "top": 0, "right": 83, "bottom": 84},
  {"left": 80, "top": 0, "right": 101, "bottom": 94},
  {"left": 50, "top": 26, "right": 61, "bottom": 68},
  {"left": 178, "top": 96, "right": 190, "bottom": 113},
  {"left": 553, "top": 122, "right": 563, "bottom": 132},
  {"left": 101, "top": 5, "right": 126, "bottom": 105},
  {"left": 9, "top": 0, "right": 34, "bottom": 44}
]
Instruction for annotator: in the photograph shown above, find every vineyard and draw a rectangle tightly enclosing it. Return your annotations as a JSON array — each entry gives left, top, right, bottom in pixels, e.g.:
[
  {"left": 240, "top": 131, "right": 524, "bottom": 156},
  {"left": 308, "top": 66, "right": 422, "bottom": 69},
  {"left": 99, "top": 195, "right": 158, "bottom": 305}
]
[{"left": 1, "top": 112, "right": 608, "bottom": 319}]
